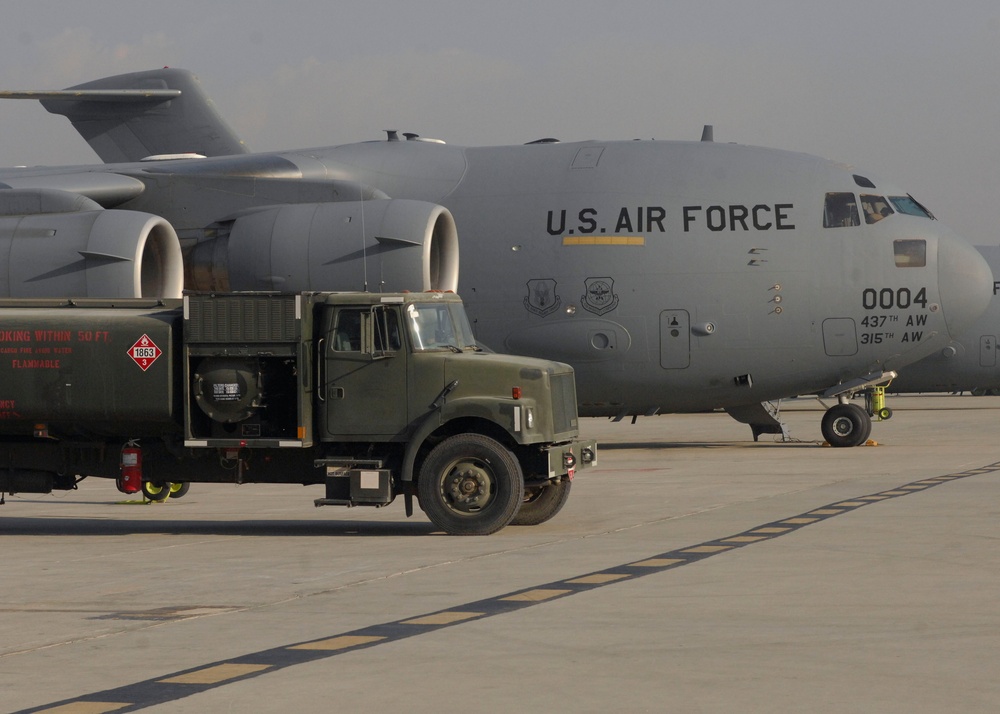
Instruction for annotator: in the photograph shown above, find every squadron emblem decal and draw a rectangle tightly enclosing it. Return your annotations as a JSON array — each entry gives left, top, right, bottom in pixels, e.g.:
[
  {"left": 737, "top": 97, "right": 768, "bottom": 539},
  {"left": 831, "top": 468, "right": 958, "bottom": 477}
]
[
  {"left": 524, "top": 279, "right": 561, "bottom": 317},
  {"left": 581, "top": 277, "right": 619, "bottom": 315}
]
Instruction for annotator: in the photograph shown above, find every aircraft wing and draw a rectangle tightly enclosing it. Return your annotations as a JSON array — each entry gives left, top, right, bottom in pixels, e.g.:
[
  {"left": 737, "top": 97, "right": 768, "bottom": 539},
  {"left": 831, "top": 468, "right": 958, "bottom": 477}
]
[{"left": 0, "top": 170, "right": 145, "bottom": 208}]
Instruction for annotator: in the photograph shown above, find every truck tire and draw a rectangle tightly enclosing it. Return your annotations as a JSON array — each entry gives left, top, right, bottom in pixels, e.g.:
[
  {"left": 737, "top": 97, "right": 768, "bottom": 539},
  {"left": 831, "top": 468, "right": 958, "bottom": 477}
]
[
  {"left": 418, "top": 434, "right": 525, "bottom": 535},
  {"left": 511, "top": 479, "right": 572, "bottom": 526},
  {"left": 141, "top": 481, "right": 171, "bottom": 502}
]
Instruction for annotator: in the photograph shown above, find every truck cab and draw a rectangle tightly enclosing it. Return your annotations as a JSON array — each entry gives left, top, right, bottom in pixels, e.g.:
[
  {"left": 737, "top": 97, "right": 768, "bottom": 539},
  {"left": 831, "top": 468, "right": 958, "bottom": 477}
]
[{"left": 183, "top": 291, "right": 593, "bottom": 534}]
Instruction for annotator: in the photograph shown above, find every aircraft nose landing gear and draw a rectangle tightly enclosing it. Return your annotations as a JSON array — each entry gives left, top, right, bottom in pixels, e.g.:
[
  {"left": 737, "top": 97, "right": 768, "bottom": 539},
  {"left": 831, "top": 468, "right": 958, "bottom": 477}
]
[
  {"left": 821, "top": 373, "right": 895, "bottom": 447},
  {"left": 821, "top": 402, "right": 872, "bottom": 447}
]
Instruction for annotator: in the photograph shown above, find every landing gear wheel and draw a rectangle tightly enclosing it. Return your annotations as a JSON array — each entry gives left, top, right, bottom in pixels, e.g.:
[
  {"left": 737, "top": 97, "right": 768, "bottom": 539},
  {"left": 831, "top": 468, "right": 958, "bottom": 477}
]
[
  {"left": 511, "top": 479, "right": 572, "bottom": 526},
  {"left": 168, "top": 482, "right": 191, "bottom": 499},
  {"left": 876, "top": 407, "right": 893, "bottom": 421},
  {"left": 141, "top": 481, "right": 171, "bottom": 501},
  {"left": 418, "top": 434, "right": 524, "bottom": 535},
  {"left": 846, "top": 403, "right": 873, "bottom": 444},
  {"left": 821, "top": 403, "right": 871, "bottom": 447}
]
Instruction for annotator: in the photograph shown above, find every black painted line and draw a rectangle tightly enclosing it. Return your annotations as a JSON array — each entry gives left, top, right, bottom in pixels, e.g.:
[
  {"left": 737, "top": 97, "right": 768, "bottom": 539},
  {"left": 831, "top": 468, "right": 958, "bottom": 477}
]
[{"left": 19, "top": 460, "right": 1000, "bottom": 714}]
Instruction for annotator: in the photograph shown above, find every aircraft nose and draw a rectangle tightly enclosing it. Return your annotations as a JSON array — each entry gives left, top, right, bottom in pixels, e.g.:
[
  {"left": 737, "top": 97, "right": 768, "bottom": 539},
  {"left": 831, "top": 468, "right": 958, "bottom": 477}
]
[{"left": 937, "top": 231, "right": 993, "bottom": 338}]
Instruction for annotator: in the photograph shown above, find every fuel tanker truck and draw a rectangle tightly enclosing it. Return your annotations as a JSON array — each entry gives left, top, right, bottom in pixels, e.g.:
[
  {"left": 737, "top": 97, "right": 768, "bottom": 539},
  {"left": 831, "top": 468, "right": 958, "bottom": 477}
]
[{"left": 0, "top": 291, "right": 595, "bottom": 535}]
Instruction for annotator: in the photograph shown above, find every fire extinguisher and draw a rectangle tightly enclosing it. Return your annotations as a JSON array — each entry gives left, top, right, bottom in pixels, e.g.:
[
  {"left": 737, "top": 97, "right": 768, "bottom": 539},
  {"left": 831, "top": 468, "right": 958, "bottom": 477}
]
[{"left": 117, "top": 440, "right": 142, "bottom": 494}]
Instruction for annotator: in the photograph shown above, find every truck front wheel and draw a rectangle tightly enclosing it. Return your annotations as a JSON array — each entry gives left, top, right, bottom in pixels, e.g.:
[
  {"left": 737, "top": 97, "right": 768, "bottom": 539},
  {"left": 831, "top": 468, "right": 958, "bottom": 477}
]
[
  {"left": 511, "top": 479, "right": 572, "bottom": 526},
  {"left": 418, "top": 434, "right": 525, "bottom": 535}
]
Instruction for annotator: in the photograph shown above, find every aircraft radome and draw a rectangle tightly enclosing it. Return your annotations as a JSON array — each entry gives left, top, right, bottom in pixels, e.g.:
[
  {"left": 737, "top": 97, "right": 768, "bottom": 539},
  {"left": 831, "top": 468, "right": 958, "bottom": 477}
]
[
  {"left": 0, "top": 69, "right": 992, "bottom": 446},
  {"left": 887, "top": 245, "right": 1000, "bottom": 396}
]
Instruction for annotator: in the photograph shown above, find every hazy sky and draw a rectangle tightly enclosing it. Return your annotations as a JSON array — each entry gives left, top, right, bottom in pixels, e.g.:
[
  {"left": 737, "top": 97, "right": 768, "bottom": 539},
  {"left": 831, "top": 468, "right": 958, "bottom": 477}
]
[{"left": 1, "top": 0, "right": 998, "bottom": 245}]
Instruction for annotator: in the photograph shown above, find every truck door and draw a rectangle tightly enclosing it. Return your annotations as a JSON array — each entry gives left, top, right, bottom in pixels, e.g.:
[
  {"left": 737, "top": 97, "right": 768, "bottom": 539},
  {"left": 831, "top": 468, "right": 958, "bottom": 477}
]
[{"left": 320, "top": 305, "right": 408, "bottom": 437}]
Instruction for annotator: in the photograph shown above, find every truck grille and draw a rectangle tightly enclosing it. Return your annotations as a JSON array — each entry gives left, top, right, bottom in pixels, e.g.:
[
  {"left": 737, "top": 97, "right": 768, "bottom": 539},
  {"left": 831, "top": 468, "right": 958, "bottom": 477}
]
[
  {"left": 550, "top": 371, "right": 578, "bottom": 435},
  {"left": 186, "top": 295, "right": 300, "bottom": 343}
]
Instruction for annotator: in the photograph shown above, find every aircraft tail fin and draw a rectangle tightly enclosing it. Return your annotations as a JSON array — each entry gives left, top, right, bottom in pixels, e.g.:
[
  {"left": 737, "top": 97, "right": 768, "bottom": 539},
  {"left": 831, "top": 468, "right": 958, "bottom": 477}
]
[{"left": 0, "top": 68, "right": 248, "bottom": 163}]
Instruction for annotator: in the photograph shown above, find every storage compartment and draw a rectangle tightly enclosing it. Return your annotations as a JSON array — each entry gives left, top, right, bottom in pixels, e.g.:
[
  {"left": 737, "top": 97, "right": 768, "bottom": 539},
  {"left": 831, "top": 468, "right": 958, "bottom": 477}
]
[
  {"left": 323, "top": 469, "right": 394, "bottom": 505},
  {"left": 182, "top": 293, "right": 313, "bottom": 447},
  {"left": 188, "top": 355, "right": 298, "bottom": 440}
]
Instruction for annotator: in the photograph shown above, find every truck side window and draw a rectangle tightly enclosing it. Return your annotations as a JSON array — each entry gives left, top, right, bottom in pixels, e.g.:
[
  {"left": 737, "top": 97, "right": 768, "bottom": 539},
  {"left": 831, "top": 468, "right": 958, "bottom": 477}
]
[
  {"left": 373, "top": 308, "right": 401, "bottom": 352},
  {"left": 823, "top": 192, "right": 860, "bottom": 228},
  {"left": 333, "top": 309, "right": 362, "bottom": 351}
]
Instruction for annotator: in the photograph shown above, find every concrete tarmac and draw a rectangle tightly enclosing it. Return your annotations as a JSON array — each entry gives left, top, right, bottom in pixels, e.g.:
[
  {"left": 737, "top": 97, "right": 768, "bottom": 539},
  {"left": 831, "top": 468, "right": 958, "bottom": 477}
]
[{"left": 2, "top": 394, "right": 1000, "bottom": 713}]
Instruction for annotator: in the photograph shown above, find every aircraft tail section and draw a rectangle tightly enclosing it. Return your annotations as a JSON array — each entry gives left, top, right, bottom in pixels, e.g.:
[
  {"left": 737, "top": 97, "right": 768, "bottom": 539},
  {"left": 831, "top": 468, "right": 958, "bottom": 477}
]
[{"left": 1, "top": 68, "right": 248, "bottom": 162}]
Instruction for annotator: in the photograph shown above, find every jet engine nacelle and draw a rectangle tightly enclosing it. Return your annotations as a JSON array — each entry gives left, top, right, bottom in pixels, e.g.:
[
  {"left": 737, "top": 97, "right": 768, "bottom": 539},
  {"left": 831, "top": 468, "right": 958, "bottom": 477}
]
[
  {"left": 0, "top": 189, "right": 183, "bottom": 298},
  {"left": 188, "top": 199, "right": 459, "bottom": 293}
]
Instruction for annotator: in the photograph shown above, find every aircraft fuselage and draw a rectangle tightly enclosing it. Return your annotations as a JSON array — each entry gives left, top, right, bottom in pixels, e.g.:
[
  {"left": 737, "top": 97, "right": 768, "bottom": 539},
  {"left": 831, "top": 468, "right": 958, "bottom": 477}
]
[{"left": 75, "top": 137, "right": 988, "bottom": 417}]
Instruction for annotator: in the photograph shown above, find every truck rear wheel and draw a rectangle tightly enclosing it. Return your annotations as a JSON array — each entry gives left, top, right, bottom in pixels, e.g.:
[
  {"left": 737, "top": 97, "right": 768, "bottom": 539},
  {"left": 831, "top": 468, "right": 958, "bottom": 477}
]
[
  {"left": 418, "top": 434, "right": 524, "bottom": 535},
  {"left": 511, "top": 479, "right": 572, "bottom": 526}
]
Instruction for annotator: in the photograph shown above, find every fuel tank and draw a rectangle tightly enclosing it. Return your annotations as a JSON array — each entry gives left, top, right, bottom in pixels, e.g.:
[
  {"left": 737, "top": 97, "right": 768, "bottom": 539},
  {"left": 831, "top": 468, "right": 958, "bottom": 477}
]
[{"left": 0, "top": 298, "right": 182, "bottom": 437}]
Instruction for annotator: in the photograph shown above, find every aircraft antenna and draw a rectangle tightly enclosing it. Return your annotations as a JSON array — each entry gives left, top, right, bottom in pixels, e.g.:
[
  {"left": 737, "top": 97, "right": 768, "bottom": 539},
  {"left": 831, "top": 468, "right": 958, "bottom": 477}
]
[
  {"left": 360, "top": 183, "right": 368, "bottom": 292},
  {"left": 701, "top": 125, "right": 714, "bottom": 142}
]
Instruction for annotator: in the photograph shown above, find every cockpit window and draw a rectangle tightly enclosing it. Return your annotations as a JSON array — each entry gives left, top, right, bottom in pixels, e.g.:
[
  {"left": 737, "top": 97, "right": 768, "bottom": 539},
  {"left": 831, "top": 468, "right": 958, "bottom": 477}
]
[
  {"left": 889, "top": 195, "right": 935, "bottom": 220},
  {"left": 894, "top": 239, "right": 927, "bottom": 267},
  {"left": 823, "top": 192, "right": 860, "bottom": 227},
  {"left": 861, "top": 195, "right": 894, "bottom": 224}
]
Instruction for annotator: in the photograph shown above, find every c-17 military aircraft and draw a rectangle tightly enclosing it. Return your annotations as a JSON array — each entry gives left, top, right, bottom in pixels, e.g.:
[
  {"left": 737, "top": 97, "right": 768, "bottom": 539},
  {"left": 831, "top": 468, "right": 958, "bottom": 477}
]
[
  {"left": 0, "top": 68, "right": 992, "bottom": 446},
  {"left": 886, "top": 245, "right": 1000, "bottom": 395}
]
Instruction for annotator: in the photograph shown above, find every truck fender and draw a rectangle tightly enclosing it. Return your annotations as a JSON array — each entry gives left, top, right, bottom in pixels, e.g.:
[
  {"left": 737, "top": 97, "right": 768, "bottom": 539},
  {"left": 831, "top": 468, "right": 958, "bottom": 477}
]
[
  {"left": 400, "top": 398, "right": 517, "bottom": 482},
  {"left": 401, "top": 410, "right": 444, "bottom": 482}
]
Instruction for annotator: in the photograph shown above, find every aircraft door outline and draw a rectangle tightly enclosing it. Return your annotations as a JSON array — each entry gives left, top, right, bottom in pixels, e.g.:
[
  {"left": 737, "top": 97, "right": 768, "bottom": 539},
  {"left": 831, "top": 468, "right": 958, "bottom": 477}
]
[
  {"left": 822, "top": 318, "right": 859, "bottom": 356},
  {"left": 660, "top": 310, "right": 690, "bottom": 369},
  {"left": 980, "top": 335, "right": 996, "bottom": 368}
]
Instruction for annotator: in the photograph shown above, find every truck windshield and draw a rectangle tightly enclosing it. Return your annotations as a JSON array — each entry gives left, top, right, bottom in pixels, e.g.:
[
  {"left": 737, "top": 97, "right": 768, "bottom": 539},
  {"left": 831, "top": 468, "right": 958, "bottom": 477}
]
[{"left": 406, "top": 302, "right": 478, "bottom": 352}]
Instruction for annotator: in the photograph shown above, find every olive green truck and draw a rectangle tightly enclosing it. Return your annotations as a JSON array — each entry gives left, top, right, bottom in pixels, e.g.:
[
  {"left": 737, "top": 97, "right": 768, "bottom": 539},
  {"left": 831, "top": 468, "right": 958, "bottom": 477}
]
[{"left": 0, "top": 291, "right": 595, "bottom": 534}]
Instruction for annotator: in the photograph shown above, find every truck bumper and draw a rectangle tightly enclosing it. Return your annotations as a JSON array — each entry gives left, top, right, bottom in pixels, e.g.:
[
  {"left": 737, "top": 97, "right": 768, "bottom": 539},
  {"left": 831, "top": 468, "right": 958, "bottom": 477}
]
[{"left": 545, "top": 438, "right": 597, "bottom": 480}]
